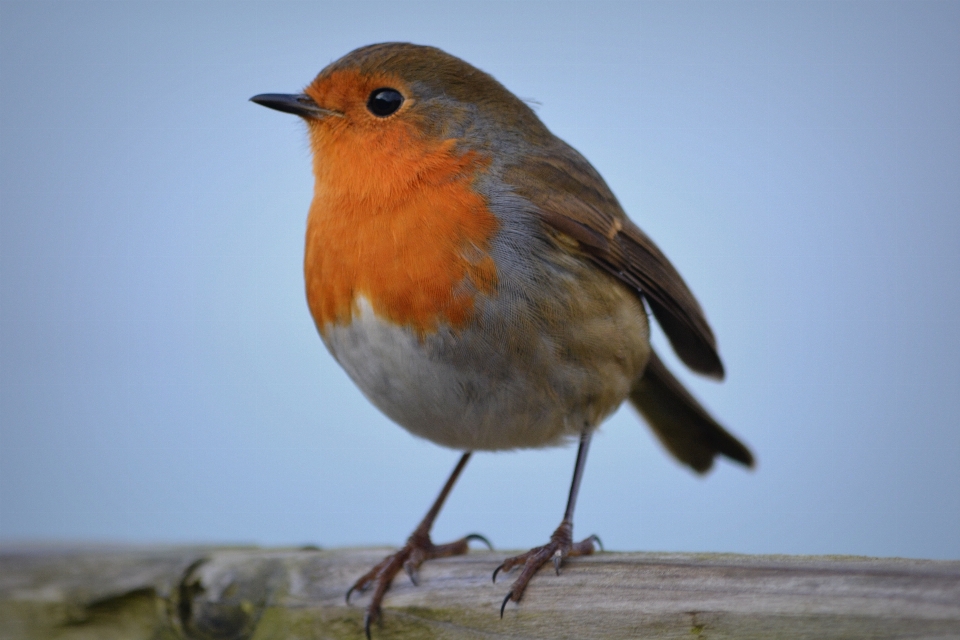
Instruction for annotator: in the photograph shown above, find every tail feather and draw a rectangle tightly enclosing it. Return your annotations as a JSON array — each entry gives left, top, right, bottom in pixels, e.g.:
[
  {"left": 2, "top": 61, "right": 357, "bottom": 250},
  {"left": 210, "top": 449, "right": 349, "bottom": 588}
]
[{"left": 630, "top": 350, "right": 754, "bottom": 474}]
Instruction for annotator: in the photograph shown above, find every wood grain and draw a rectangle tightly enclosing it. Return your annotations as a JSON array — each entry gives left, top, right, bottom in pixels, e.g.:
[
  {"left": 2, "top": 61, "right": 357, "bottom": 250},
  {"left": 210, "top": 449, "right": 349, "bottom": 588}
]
[{"left": 2, "top": 545, "right": 958, "bottom": 639}]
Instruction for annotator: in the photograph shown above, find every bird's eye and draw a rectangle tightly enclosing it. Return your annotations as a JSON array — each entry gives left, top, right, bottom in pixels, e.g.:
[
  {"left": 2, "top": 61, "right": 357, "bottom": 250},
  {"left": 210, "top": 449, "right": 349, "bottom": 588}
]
[{"left": 367, "top": 88, "right": 404, "bottom": 117}]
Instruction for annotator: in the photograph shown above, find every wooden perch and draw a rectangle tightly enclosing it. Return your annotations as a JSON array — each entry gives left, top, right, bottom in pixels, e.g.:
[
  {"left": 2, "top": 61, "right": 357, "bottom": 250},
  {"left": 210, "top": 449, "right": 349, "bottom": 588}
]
[{"left": 1, "top": 545, "right": 958, "bottom": 639}]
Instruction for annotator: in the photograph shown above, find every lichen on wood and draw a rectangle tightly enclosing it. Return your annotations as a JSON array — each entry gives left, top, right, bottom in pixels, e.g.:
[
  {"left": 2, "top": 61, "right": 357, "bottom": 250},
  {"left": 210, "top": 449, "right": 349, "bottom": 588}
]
[{"left": 2, "top": 545, "right": 958, "bottom": 639}]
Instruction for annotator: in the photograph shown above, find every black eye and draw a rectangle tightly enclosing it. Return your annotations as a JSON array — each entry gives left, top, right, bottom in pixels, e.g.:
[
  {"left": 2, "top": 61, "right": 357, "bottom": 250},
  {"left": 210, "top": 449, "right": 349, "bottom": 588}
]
[{"left": 367, "top": 88, "right": 404, "bottom": 117}]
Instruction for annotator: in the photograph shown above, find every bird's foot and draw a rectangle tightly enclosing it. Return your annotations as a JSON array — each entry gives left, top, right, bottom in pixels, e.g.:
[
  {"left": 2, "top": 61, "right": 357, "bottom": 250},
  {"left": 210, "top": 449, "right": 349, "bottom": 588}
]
[
  {"left": 492, "top": 520, "right": 601, "bottom": 616},
  {"left": 346, "top": 530, "right": 492, "bottom": 638}
]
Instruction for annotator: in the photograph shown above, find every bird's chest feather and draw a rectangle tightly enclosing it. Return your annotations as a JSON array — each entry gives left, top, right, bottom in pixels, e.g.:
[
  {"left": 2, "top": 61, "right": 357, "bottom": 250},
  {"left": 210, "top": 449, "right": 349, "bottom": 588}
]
[
  {"left": 303, "top": 127, "right": 498, "bottom": 339},
  {"left": 302, "top": 128, "right": 649, "bottom": 450}
]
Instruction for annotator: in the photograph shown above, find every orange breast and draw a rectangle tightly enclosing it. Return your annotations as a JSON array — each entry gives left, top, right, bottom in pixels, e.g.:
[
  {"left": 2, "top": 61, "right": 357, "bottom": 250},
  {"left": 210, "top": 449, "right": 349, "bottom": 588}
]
[{"left": 303, "top": 121, "right": 499, "bottom": 337}]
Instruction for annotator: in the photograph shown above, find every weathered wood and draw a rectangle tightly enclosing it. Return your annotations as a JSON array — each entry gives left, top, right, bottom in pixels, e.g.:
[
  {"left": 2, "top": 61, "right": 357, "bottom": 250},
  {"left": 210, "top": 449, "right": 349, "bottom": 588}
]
[{"left": 1, "top": 544, "right": 958, "bottom": 639}]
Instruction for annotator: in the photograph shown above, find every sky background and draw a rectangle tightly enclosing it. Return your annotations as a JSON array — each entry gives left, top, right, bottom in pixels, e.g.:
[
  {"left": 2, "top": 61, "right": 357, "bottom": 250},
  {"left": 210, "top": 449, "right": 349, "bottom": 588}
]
[{"left": 1, "top": 1, "right": 958, "bottom": 561}]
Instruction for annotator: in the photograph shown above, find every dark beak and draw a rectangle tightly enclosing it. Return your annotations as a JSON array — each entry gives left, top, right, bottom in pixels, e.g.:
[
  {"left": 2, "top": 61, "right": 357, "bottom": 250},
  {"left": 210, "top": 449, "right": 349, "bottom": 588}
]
[{"left": 250, "top": 93, "right": 341, "bottom": 119}]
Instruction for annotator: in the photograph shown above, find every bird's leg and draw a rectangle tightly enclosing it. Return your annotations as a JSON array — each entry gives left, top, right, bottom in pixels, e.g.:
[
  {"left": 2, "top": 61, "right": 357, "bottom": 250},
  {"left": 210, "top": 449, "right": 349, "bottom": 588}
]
[
  {"left": 345, "top": 451, "right": 491, "bottom": 639},
  {"left": 493, "top": 431, "right": 601, "bottom": 615}
]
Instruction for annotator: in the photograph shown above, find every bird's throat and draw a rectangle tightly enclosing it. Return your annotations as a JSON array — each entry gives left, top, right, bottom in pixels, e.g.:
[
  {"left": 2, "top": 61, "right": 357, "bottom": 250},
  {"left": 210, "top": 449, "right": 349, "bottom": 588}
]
[{"left": 304, "top": 131, "right": 499, "bottom": 338}]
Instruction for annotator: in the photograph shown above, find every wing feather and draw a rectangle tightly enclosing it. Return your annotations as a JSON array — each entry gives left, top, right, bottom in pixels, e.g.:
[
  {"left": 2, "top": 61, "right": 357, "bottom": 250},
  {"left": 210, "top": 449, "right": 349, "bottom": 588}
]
[{"left": 505, "top": 144, "right": 724, "bottom": 378}]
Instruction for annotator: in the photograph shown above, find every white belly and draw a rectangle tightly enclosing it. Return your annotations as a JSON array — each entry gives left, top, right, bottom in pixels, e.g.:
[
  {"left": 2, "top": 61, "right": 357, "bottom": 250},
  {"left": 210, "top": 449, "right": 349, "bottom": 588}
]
[{"left": 321, "top": 268, "right": 650, "bottom": 451}]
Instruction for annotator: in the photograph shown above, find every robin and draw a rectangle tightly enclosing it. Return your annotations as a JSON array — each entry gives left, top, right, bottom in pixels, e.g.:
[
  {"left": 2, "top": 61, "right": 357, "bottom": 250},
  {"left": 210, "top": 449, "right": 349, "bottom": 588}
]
[{"left": 252, "top": 42, "right": 753, "bottom": 637}]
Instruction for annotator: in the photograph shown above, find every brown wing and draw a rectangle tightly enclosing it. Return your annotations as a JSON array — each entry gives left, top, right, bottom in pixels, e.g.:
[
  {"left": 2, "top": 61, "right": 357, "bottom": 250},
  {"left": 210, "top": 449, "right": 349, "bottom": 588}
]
[{"left": 504, "top": 143, "right": 725, "bottom": 379}]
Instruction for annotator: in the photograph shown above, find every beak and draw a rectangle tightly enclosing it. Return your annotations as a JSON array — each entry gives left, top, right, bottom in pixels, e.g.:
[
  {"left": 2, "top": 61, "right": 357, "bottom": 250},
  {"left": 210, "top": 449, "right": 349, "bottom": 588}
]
[{"left": 249, "top": 93, "right": 342, "bottom": 119}]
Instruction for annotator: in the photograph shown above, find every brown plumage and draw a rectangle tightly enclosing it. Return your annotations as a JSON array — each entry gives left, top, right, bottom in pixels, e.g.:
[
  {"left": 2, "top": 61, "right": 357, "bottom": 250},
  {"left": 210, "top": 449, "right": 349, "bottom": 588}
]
[{"left": 252, "top": 42, "right": 753, "bottom": 637}]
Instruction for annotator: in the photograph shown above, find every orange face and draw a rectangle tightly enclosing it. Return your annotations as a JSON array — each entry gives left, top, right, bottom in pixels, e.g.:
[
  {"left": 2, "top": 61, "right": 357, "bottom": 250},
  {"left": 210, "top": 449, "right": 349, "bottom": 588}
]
[{"left": 301, "top": 68, "right": 499, "bottom": 338}]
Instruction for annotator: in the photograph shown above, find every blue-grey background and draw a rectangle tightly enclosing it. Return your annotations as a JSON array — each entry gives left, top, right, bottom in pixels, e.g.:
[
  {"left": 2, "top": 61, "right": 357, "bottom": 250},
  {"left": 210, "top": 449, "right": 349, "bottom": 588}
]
[{"left": 2, "top": 1, "right": 958, "bottom": 560}]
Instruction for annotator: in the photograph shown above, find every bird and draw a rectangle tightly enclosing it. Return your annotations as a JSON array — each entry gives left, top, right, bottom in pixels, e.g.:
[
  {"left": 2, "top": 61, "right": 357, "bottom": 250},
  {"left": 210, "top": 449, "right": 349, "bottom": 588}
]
[{"left": 252, "top": 42, "right": 754, "bottom": 637}]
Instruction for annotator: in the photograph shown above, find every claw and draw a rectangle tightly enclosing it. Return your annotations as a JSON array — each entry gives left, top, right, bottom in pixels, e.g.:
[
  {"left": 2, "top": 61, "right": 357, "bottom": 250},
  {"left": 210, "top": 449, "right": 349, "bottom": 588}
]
[
  {"left": 403, "top": 561, "right": 419, "bottom": 586},
  {"left": 363, "top": 609, "right": 374, "bottom": 640},
  {"left": 500, "top": 591, "right": 513, "bottom": 618},
  {"left": 465, "top": 533, "right": 494, "bottom": 550},
  {"left": 493, "top": 521, "right": 599, "bottom": 611},
  {"left": 589, "top": 534, "right": 604, "bottom": 552},
  {"left": 345, "top": 584, "right": 357, "bottom": 605}
]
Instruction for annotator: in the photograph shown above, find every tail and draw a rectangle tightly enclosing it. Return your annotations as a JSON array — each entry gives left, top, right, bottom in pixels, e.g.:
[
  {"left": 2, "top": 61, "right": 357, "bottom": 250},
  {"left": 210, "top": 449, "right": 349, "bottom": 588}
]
[{"left": 630, "top": 350, "right": 754, "bottom": 474}]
